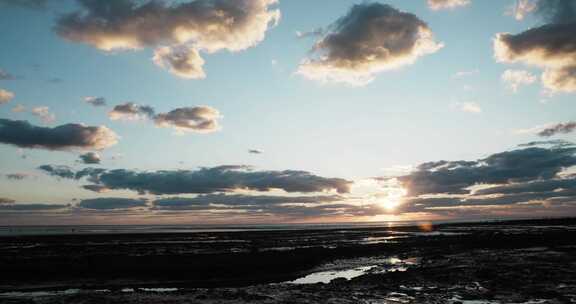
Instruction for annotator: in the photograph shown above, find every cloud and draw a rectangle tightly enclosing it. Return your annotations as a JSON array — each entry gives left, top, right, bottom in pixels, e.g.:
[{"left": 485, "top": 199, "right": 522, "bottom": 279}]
[
  {"left": 542, "top": 66, "right": 576, "bottom": 93},
  {"left": 110, "top": 103, "right": 222, "bottom": 134},
  {"left": 295, "top": 29, "right": 323, "bottom": 39},
  {"left": 0, "top": 198, "right": 15, "bottom": 204},
  {"left": 82, "top": 184, "right": 109, "bottom": 193},
  {"left": 0, "top": 69, "right": 15, "bottom": 80},
  {"left": 452, "top": 101, "right": 482, "bottom": 113},
  {"left": 427, "top": 0, "right": 470, "bottom": 11},
  {"left": 79, "top": 152, "right": 101, "bottom": 164},
  {"left": 152, "top": 194, "right": 381, "bottom": 218},
  {"left": 297, "top": 3, "right": 443, "bottom": 85},
  {"left": 518, "top": 139, "right": 574, "bottom": 148},
  {"left": 494, "top": 0, "right": 576, "bottom": 93},
  {"left": 153, "top": 194, "right": 343, "bottom": 209},
  {"left": 108, "top": 102, "right": 155, "bottom": 121},
  {"left": 0, "top": 0, "right": 47, "bottom": 10},
  {"left": 396, "top": 144, "right": 576, "bottom": 196},
  {"left": 12, "top": 105, "right": 25, "bottom": 113},
  {"left": 249, "top": 149, "right": 263, "bottom": 154},
  {"left": 55, "top": 0, "right": 280, "bottom": 78},
  {"left": 501, "top": 69, "right": 537, "bottom": 92},
  {"left": 0, "top": 203, "right": 69, "bottom": 211},
  {"left": 38, "top": 165, "right": 76, "bottom": 179},
  {"left": 78, "top": 198, "right": 147, "bottom": 210},
  {"left": 0, "top": 89, "right": 15, "bottom": 104},
  {"left": 84, "top": 96, "right": 107, "bottom": 107},
  {"left": 5, "top": 173, "right": 32, "bottom": 180},
  {"left": 154, "top": 106, "right": 221, "bottom": 133},
  {"left": 507, "top": 0, "right": 537, "bottom": 21},
  {"left": 41, "top": 165, "right": 352, "bottom": 195},
  {"left": 31, "top": 106, "right": 56, "bottom": 124},
  {"left": 538, "top": 121, "right": 576, "bottom": 137},
  {"left": 385, "top": 142, "right": 576, "bottom": 218},
  {"left": 153, "top": 45, "right": 206, "bottom": 79},
  {"left": 452, "top": 69, "right": 479, "bottom": 79},
  {"left": 0, "top": 119, "right": 118, "bottom": 151}
]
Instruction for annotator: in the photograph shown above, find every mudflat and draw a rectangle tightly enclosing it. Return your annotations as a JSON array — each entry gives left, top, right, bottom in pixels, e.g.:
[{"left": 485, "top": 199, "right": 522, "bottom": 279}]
[{"left": 1, "top": 218, "right": 575, "bottom": 303}]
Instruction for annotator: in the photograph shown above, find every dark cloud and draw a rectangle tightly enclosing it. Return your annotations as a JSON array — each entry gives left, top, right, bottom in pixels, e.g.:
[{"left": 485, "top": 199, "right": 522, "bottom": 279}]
[
  {"left": 41, "top": 165, "right": 352, "bottom": 195},
  {"left": 535, "top": 0, "right": 576, "bottom": 24},
  {"left": 389, "top": 143, "right": 576, "bottom": 217},
  {"left": 297, "top": 2, "right": 442, "bottom": 85},
  {"left": 474, "top": 177, "right": 576, "bottom": 196},
  {"left": 154, "top": 106, "right": 221, "bottom": 133},
  {"left": 84, "top": 96, "right": 107, "bottom": 107},
  {"left": 397, "top": 145, "right": 576, "bottom": 196},
  {"left": 0, "top": 0, "right": 47, "bottom": 10},
  {"left": 0, "top": 203, "right": 69, "bottom": 211},
  {"left": 494, "top": 0, "right": 576, "bottom": 93},
  {"left": 108, "top": 102, "right": 155, "bottom": 121},
  {"left": 0, "top": 119, "right": 118, "bottom": 151},
  {"left": 153, "top": 194, "right": 344, "bottom": 209},
  {"left": 153, "top": 194, "right": 380, "bottom": 218},
  {"left": 5, "top": 173, "right": 31, "bottom": 180},
  {"left": 79, "top": 152, "right": 101, "bottom": 164},
  {"left": 54, "top": 0, "right": 279, "bottom": 78},
  {"left": 38, "top": 165, "right": 75, "bottom": 179},
  {"left": 538, "top": 122, "right": 576, "bottom": 137},
  {"left": 0, "top": 204, "right": 70, "bottom": 211},
  {"left": 81, "top": 184, "right": 109, "bottom": 193},
  {"left": 518, "top": 140, "right": 574, "bottom": 148},
  {"left": 78, "top": 198, "right": 147, "bottom": 210}
]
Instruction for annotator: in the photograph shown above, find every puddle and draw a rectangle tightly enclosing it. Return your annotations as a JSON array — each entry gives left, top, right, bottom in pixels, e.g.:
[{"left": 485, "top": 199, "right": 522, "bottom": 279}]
[
  {"left": 290, "top": 265, "right": 377, "bottom": 284},
  {"left": 289, "top": 256, "right": 416, "bottom": 284},
  {"left": 0, "top": 289, "right": 83, "bottom": 298},
  {"left": 0, "top": 287, "right": 180, "bottom": 298}
]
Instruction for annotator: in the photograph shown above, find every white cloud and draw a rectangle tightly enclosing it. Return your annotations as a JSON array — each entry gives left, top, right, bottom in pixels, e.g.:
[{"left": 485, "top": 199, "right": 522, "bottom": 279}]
[
  {"left": 427, "top": 0, "right": 471, "bottom": 11},
  {"left": 452, "top": 101, "right": 482, "bottom": 114},
  {"left": 0, "top": 89, "right": 14, "bottom": 104},
  {"left": 501, "top": 69, "right": 537, "bottom": 92},
  {"left": 31, "top": 106, "right": 56, "bottom": 124},
  {"left": 153, "top": 45, "right": 206, "bottom": 79}
]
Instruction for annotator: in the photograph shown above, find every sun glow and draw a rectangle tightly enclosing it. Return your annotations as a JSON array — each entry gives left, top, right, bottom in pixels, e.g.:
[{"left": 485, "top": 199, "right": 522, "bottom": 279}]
[{"left": 377, "top": 187, "right": 407, "bottom": 211}]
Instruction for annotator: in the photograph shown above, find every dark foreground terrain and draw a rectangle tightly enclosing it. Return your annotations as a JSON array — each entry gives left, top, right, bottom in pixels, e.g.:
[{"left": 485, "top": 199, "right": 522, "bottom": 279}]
[{"left": 1, "top": 218, "right": 576, "bottom": 303}]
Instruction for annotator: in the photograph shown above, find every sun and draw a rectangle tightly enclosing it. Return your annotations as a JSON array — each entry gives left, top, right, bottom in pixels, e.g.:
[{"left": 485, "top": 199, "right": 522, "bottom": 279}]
[{"left": 377, "top": 187, "right": 407, "bottom": 211}]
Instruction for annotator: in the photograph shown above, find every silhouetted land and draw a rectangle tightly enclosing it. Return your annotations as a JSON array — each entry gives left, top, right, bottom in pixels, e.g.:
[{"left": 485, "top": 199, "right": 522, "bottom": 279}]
[{"left": 1, "top": 218, "right": 576, "bottom": 303}]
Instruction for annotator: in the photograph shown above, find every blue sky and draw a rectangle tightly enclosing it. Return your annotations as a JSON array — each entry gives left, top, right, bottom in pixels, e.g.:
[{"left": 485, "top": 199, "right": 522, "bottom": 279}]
[{"left": 0, "top": 0, "right": 575, "bottom": 224}]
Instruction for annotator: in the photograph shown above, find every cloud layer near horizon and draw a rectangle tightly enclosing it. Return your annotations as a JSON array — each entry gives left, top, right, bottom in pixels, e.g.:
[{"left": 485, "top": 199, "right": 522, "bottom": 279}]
[
  {"left": 391, "top": 141, "right": 576, "bottom": 217},
  {"left": 39, "top": 165, "right": 353, "bottom": 195}
]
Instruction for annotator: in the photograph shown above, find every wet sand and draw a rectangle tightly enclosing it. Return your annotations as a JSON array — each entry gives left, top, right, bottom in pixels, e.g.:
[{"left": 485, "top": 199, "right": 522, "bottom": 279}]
[{"left": 1, "top": 218, "right": 576, "bottom": 303}]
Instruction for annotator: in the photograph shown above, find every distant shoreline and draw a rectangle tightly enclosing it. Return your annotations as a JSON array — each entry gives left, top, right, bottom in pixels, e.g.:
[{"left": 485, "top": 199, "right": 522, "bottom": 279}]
[{"left": 2, "top": 216, "right": 575, "bottom": 236}]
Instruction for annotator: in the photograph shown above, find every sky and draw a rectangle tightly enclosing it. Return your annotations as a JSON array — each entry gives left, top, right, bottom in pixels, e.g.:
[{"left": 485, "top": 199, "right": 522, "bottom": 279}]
[{"left": 0, "top": 0, "right": 575, "bottom": 225}]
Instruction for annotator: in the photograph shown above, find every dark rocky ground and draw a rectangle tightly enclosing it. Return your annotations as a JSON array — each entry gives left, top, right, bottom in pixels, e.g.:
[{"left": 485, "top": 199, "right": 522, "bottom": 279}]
[{"left": 2, "top": 218, "right": 576, "bottom": 303}]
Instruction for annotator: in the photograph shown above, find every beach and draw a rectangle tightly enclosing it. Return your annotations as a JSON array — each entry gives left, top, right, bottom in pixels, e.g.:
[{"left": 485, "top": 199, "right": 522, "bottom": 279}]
[{"left": 1, "top": 218, "right": 575, "bottom": 303}]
